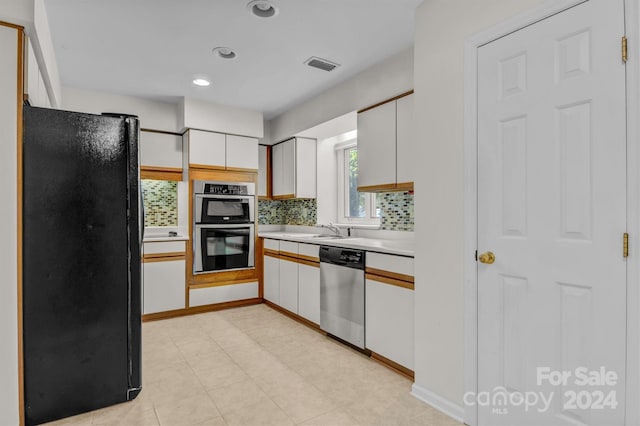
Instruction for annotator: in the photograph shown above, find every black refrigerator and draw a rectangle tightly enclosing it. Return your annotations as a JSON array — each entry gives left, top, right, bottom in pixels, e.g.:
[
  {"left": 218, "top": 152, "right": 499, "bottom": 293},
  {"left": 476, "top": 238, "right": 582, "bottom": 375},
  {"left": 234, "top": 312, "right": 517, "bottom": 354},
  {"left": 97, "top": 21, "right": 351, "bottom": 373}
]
[{"left": 22, "top": 106, "right": 142, "bottom": 425}]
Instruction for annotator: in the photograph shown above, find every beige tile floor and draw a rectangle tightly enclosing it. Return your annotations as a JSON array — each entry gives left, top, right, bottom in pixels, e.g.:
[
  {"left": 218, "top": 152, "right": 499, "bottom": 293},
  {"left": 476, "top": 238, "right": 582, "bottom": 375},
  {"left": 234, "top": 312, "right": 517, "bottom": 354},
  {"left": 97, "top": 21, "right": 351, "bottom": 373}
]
[{"left": 46, "top": 304, "right": 461, "bottom": 426}]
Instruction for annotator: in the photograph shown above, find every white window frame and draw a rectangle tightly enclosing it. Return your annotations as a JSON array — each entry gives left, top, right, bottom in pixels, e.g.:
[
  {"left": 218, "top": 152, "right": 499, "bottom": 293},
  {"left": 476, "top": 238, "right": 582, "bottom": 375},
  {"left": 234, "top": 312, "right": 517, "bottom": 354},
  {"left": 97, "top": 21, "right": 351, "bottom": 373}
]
[{"left": 336, "top": 141, "right": 380, "bottom": 226}]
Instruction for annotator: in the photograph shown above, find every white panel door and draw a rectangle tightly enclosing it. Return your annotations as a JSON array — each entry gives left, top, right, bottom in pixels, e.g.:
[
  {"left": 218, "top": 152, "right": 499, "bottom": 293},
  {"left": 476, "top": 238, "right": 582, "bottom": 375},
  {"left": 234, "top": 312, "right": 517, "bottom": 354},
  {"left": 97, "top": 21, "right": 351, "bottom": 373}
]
[
  {"left": 298, "top": 263, "right": 320, "bottom": 324},
  {"left": 226, "top": 134, "right": 258, "bottom": 170},
  {"left": 263, "top": 254, "right": 280, "bottom": 304},
  {"left": 357, "top": 101, "right": 396, "bottom": 189},
  {"left": 279, "top": 258, "right": 298, "bottom": 313},
  {"left": 281, "top": 139, "right": 296, "bottom": 197},
  {"left": 396, "top": 94, "right": 414, "bottom": 185},
  {"left": 140, "top": 131, "right": 183, "bottom": 169},
  {"left": 477, "top": 1, "right": 626, "bottom": 425},
  {"left": 143, "top": 260, "right": 186, "bottom": 314},
  {"left": 295, "top": 137, "right": 317, "bottom": 199},
  {"left": 258, "top": 145, "right": 268, "bottom": 197},
  {"left": 188, "top": 129, "right": 226, "bottom": 168}
]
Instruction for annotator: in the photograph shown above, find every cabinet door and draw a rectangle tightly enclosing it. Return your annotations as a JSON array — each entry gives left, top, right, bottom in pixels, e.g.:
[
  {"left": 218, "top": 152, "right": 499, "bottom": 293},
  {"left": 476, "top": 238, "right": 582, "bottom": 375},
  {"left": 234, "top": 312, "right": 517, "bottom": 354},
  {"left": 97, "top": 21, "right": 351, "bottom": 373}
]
[
  {"left": 188, "top": 129, "right": 226, "bottom": 168},
  {"left": 263, "top": 254, "right": 280, "bottom": 304},
  {"left": 140, "top": 131, "right": 183, "bottom": 169},
  {"left": 298, "top": 263, "right": 320, "bottom": 324},
  {"left": 143, "top": 260, "right": 186, "bottom": 314},
  {"left": 258, "top": 145, "right": 268, "bottom": 197},
  {"left": 226, "top": 135, "right": 258, "bottom": 170},
  {"left": 365, "top": 279, "right": 414, "bottom": 369},
  {"left": 279, "top": 258, "right": 298, "bottom": 313},
  {"left": 272, "top": 142, "right": 284, "bottom": 197},
  {"left": 357, "top": 101, "right": 397, "bottom": 190},
  {"left": 295, "top": 138, "right": 316, "bottom": 198},
  {"left": 396, "top": 94, "right": 414, "bottom": 186}
]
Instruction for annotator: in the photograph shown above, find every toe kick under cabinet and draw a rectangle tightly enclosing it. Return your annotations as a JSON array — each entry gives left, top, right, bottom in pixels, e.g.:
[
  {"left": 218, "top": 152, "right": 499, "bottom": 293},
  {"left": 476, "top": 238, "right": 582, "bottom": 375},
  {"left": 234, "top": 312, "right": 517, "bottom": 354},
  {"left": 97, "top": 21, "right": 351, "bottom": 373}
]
[
  {"left": 142, "top": 240, "right": 187, "bottom": 315},
  {"left": 365, "top": 252, "right": 415, "bottom": 373}
]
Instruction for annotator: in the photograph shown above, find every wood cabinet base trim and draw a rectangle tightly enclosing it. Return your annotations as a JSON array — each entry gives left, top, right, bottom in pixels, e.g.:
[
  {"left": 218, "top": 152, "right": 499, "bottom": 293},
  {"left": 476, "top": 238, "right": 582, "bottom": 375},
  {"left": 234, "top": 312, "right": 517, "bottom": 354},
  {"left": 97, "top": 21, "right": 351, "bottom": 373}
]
[
  {"left": 370, "top": 351, "right": 414, "bottom": 380},
  {"left": 358, "top": 90, "right": 414, "bottom": 114},
  {"left": 357, "top": 182, "right": 414, "bottom": 193},
  {"left": 189, "top": 278, "right": 258, "bottom": 290},
  {"left": 141, "top": 166, "right": 183, "bottom": 181},
  {"left": 264, "top": 248, "right": 280, "bottom": 257},
  {"left": 143, "top": 253, "right": 186, "bottom": 263},
  {"left": 263, "top": 300, "right": 324, "bottom": 335},
  {"left": 142, "top": 298, "right": 262, "bottom": 322},
  {"left": 366, "top": 273, "right": 415, "bottom": 290},
  {"left": 272, "top": 194, "right": 295, "bottom": 200},
  {"left": 365, "top": 267, "right": 414, "bottom": 283}
]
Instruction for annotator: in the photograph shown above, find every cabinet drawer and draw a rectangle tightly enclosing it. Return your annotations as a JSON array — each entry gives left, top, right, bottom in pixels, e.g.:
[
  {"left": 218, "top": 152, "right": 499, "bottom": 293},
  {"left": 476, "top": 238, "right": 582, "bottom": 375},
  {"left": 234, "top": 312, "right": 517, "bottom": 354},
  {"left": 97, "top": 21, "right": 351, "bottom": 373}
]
[
  {"left": 143, "top": 240, "right": 186, "bottom": 255},
  {"left": 298, "top": 243, "right": 319, "bottom": 261},
  {"left": 280, "top": 241, "right": 298, "bottom": 256},
  {"left": 366, "top": 252, "right": 413, "bottom": 279},
  {"left": 263, "top": 238, "right": 280, "bottom": 251}
]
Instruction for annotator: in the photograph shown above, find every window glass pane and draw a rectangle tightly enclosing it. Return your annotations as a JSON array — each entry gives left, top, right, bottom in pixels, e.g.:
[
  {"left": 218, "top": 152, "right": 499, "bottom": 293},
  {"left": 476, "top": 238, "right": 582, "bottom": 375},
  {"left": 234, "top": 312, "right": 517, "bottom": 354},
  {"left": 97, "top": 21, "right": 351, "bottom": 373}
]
[
  {"left": 347, "top": 148, "right": 365, "bottom": 218},
  {"left": 373, "top": 193, "right": 381, "bottom": 218}
]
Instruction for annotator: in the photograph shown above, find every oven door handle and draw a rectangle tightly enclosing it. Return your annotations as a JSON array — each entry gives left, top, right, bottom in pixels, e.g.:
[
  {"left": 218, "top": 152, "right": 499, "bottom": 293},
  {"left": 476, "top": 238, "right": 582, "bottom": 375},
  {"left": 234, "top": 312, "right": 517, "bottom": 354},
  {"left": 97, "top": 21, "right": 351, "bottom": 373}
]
[{"left": 195, "top": 224, "right": 254, "bottom": 229}]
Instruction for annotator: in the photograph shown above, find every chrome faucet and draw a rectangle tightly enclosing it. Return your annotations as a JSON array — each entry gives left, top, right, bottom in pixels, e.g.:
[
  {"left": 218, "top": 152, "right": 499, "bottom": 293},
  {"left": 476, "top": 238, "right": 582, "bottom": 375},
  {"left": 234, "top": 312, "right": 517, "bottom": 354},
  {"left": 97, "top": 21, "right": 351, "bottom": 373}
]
[{"left": 319, "top": 223, "right": 341, "bottom": 236}]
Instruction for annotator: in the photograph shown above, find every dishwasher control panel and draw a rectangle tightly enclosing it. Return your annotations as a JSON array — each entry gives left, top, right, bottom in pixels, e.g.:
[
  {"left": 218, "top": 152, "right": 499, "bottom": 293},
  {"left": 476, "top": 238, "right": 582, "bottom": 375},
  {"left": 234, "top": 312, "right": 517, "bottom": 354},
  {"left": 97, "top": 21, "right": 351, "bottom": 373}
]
[{"left": 319, "top": 246, "right": 365, "bottom": 269}]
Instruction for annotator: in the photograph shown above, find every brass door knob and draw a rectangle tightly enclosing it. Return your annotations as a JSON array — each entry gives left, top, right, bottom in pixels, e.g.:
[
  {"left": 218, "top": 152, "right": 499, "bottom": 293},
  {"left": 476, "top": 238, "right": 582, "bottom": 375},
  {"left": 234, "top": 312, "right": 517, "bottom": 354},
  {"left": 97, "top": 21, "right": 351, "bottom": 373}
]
[{"left": 478, "top": 251, "right": 495, "bottom": 264}]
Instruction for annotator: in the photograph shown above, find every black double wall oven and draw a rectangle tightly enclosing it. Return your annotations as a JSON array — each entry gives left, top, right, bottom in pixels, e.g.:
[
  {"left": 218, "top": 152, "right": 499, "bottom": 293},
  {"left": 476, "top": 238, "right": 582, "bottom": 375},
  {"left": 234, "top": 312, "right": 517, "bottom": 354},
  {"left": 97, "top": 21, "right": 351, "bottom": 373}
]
[{"left": 193, "top": 181, "right": 255, "bottom": 274}]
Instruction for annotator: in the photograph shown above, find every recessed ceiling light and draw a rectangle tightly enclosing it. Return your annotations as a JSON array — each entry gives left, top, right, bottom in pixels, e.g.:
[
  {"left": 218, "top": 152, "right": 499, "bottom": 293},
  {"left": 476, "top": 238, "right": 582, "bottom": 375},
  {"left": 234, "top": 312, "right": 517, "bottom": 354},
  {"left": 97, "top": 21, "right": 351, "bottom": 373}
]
[
  {"left": 192, "top": 78, "right": 210, "bottom": 87},
  {"left": 247, "top": 0, "right": 279, "bottom": 18},
  {"left": 212, "top": 47, "right": 237, "bottom": 60}
]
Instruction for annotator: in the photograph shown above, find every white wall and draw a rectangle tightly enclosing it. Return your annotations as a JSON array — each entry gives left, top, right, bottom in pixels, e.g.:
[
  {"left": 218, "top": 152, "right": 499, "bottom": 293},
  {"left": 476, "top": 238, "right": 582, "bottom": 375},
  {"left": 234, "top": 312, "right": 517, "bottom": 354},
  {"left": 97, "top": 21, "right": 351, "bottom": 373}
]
[
  {"left": 268, "top": 48, "right": 413, "bottom": 143},
  {"left": 0, "top": 24, "right": 20, "bottom": 426},
  {"left": 32, "top": 0, "right": 61, "bottom": 107},
  {"left": 62, "top": 86, "right": 181, "bottom": 132},
  {"left": 411, "top": 0, "right": 546, "bottom": 415},
  {"left": 180, "top": 97, "right": 264, "bottom": 138}
]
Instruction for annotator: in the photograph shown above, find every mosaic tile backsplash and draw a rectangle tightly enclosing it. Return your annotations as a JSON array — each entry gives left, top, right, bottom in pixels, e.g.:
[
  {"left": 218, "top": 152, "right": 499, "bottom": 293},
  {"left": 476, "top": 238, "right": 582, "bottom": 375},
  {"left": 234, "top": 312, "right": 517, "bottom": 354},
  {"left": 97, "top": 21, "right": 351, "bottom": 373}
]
[
  {"left": 258, "top": 199, "right": 317, "bottom": 226},
  {"left": 142, "top": 179, "right": 178, "bottom": 227},
  {"left": 258, "top": 192, "right": 413, "bottom": 231},
  {"left": 379, "top": 191, "right": 414, "bottom": 231}
]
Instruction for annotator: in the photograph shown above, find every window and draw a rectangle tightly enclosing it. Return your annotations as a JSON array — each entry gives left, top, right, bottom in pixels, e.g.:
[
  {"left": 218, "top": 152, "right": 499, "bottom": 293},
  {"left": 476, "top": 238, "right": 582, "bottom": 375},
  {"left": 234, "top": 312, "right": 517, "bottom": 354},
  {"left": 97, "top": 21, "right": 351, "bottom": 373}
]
[{"left": 337, "top": 142, "right": 380, "bottom": 225}]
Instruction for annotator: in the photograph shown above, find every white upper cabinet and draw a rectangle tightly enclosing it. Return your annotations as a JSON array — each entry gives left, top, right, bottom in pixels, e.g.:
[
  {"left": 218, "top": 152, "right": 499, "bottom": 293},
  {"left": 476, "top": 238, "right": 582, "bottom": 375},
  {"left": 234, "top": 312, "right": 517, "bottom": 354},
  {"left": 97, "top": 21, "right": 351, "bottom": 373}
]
[
  {"left": 187, "top": 129, "right": 258, "bottom": 170},
  {"left": 188, "top": 129, "right": 226, "bottom": 168},
  {"left": 396, "top": 94, "right": 415, "bottom": 185},
  {"left": 140, "top": 131, "right": 183, "bottom": 170},
  {"left": 258, "top": 145, "right": 268, "bottom": 197},
  {"left": 272, "top": 137, "right": 316, "bottom": 199},
  {"left": 226, "top": 134, "right": 258, "bottom": 170},
  {"left": 357, "top": 93, "right": 414, "bottom": 191},
  {"left": 357, "top": 101, "right": 396, "bottom": 190}
]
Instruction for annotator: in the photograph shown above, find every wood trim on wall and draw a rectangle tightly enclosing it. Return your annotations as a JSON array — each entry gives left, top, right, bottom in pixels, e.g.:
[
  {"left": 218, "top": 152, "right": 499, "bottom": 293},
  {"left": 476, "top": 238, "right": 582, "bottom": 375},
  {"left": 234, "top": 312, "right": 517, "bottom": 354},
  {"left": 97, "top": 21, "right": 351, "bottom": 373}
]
[
  {"left": 142, "top": 253, "right": 186, "bottom": 263},
  {"left": 272, "top": 194, "right": 295, "bottom": 200},
  {"left": 140, "top": 166, "right": 183, "bottom": 181},
  {"left": 365, "top": 267, "right": 414, "bottom": 283},
  {"left": 370, "top": 351, "right": 414, "bottom": 380},
  {"left": 16, "top": 26, "right": 25, "bottom": 426},
  {"left": 357, "top": 183, "right": 400, "bottom": 193},
  {"left": 357, "top": 90, "right": 414, "bottom": 114},
  {"left": 366, "top": 273, "right": 414, "bottom": 290},
  {"left": 189, "top": 163, "right": 227, "bottom": 172},
  {"left": 143, "top": 298, "right": 262, "bottom": 322},
  {"left": 0, "top": 21, "right": 25, "bottom": 31}
]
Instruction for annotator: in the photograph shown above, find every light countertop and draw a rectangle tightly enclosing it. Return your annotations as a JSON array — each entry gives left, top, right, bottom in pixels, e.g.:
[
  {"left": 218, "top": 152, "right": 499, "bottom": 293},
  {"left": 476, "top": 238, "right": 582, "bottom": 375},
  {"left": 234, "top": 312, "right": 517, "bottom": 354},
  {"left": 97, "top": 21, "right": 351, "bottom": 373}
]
[
  {"left": 143, "top": 233, "right": 189, "bottom": 243},
  {"left": 259, "top": 231, "right": 414, "bottom": 257}
]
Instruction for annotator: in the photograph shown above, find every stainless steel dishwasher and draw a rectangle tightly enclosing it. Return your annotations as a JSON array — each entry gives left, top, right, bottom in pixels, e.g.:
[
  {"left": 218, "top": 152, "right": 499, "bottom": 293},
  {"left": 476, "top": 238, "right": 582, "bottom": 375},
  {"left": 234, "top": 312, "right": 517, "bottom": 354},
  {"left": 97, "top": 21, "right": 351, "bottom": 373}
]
[{"left": 319, "top": 246, "right": 366, "bottom": 349}]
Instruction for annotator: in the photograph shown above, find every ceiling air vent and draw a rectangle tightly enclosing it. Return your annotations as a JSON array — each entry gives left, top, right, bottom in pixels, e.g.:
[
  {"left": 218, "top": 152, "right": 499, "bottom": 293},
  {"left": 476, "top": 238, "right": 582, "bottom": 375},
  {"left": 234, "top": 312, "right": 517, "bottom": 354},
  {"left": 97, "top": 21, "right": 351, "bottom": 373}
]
[{"left": 304, "top": 57, "right": 340, "bottom": 72}]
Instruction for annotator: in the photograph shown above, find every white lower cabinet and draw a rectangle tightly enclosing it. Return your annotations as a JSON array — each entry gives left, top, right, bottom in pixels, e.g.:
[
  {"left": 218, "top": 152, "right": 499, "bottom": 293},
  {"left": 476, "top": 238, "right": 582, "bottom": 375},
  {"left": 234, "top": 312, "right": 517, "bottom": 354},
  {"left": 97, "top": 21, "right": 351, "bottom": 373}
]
[
  {"left": 189, "top": 282, "right": 258, "bottom": 307},
  {"left": 143, "top": 259, "right": 186, "bottom": 314},
  {"left": 279, "top": 257, "right": 299, "bottom": 313},
  {"left": 263, "top": 254, "right": 280, "bottom": 304},
  {"left": 298, "top": 262, "right": 320, "bottom": 325},
  {"left": 365, "top": 278, "right": 414, "bottom": 369}
]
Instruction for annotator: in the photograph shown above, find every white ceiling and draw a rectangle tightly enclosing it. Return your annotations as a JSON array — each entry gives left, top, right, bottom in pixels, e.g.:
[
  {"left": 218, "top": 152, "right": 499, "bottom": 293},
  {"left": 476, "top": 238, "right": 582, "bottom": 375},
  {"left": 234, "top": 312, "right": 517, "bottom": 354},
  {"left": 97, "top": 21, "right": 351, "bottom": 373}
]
[{"left": 44, "top": 0, "right": 421, "bottom": 119}]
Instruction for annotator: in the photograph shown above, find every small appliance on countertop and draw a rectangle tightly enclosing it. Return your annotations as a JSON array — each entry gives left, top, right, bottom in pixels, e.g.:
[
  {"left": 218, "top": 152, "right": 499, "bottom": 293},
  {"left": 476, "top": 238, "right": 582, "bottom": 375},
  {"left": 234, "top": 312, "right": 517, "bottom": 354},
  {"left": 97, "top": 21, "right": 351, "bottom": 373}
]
[{"left": 193, "top": 181, "right": 256, "bottom": 274}]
